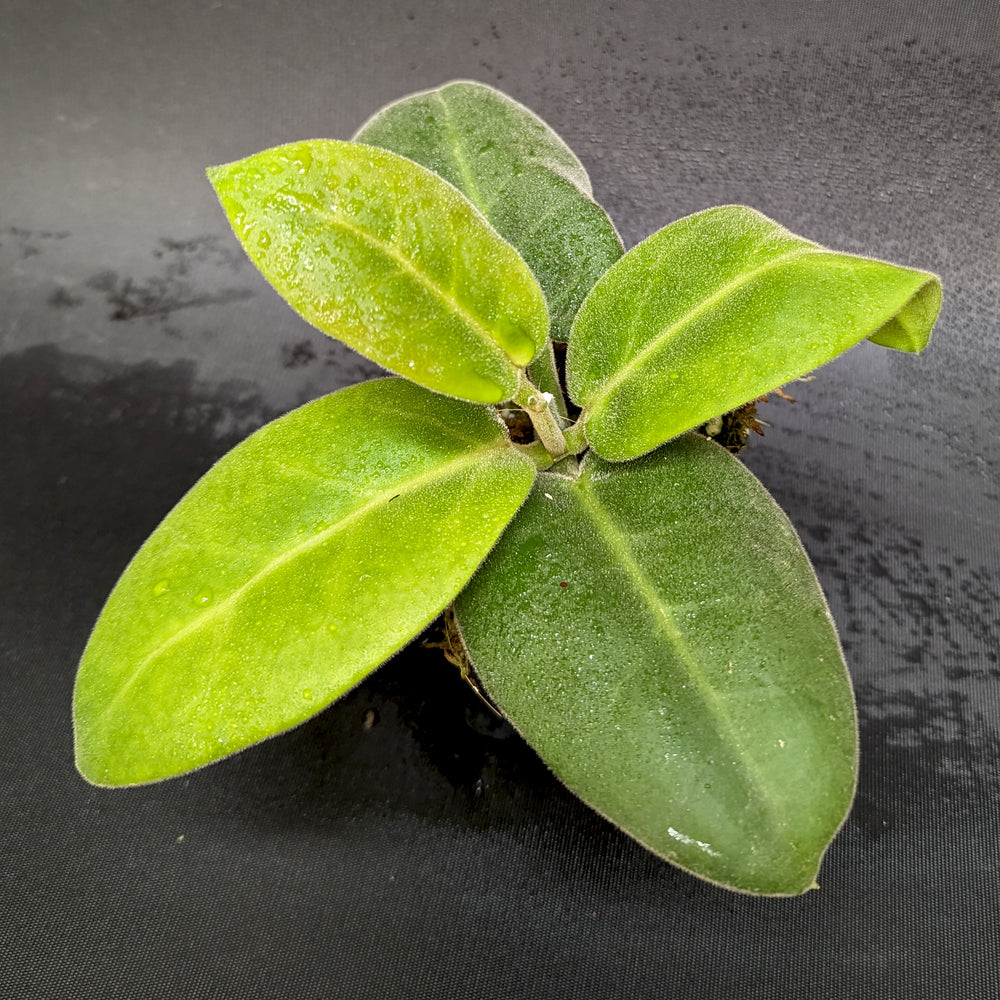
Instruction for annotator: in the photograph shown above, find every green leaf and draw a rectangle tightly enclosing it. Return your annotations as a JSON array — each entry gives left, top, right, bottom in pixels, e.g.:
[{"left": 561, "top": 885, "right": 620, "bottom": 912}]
[
  {"left": 567, "top": 205, "right": 942, "bottom": 460},
  {"left": 208, "top": 140, "right": 549, "bottom": 404},
  {"left": 354, "top": 80, "right": 624, "bottom": 345},
  {"left": 74, "top": 378, "right": 536, "bottom": 786},
  {"left": 455, "top": 434, "right": 857, "bottom": 895}
]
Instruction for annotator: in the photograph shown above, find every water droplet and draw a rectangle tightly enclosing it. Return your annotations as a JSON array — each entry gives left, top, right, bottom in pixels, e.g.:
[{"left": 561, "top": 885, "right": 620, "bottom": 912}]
[
  {"left": 152, "top": 579, "right": 169, "bottom": 596},
  {"left": 302, "top": 689, "right": 313, "bottom": 701},
  {"left": 258, "top": 230, "right": 271, "bottom": 248},
  {"left": 194, "top": 588, "right": 214, "bottom": 607}
]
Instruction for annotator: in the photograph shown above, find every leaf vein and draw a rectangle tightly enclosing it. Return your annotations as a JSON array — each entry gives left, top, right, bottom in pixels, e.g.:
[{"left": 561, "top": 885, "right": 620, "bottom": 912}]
[
  {"left": 284, "top": 189, "right": 505, "bottom": 360},
  {"left": 584, "top": 246, "right": 824, "bottom": 413},
  {"left": 95, "top": 441, "right": 505, "bottom": 726},
  {"left": 574, "top": 475, "right": 782, "bottom": 830},
  {"left": 437, "top": 91, "right": 487, "bottom": 212}
]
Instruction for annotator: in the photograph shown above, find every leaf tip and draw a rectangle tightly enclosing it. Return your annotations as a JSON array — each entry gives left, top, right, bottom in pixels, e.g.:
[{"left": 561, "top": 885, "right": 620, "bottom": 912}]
[
  {"left": 74, "top": 757, "right": 110, "bottom": 788},
  {"left": 72, "top": 731, "right": 116, "bottom": 788},
  {"left": 869, "top": 268, "right": 943, "bottom": 354},
  {"left": 204, "top": 162, "right": 226, "bottom": 189}
]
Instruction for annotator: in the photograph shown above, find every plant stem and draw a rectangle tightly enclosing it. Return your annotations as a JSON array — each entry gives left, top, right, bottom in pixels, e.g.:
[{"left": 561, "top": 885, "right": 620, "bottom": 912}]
[
  {"left": 563, "top": 419, "right": 587, "bottom": 456},
  {"left": 514, "top": 370, "right": 568, "bottom": 460}
]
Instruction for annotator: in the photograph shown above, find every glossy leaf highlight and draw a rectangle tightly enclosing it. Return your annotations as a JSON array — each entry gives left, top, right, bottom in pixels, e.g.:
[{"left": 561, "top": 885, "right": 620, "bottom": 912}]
[
  {"left": 568, "top": 205, "right": 942, "bottom": 460},
  {"left": 455, "top": 434, "right": 857, "bottom": 895},
  {"left": 355, "top": 80, "right": 624, "bottom": 345},
  {"left": 209, "top": 140, "right": 549, "bottom": 403},
  {"left": 74, "top": 379, "right": 536, "bottom": 786}
]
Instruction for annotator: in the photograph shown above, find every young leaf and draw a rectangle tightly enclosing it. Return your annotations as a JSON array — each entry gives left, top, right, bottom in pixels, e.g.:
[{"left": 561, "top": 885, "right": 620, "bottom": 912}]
[
  {"left": 208, "top": 141, "right": 549, "bottom": 404},
  {"left": 354, "top": 80, "right": 624, "bottom": 346},
  {"left": 567, "top": 205, "right": 942, "bottom": 460},
  {"left": 74, "top": 379, "right": 536, "bottom": 787},
  {"left": 455, "top": 434, "right": 857, "bottom": 895}
]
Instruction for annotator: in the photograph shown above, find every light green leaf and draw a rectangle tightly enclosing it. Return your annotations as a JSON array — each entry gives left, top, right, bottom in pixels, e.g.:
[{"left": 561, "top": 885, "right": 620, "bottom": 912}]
[
  {"left": 455, "top": 434, "right": 857, "bottom": 895},
  {"left": 208, "top": 140, "right": 549, "bottom": 404},
  {"left": 567, "top": 205, "right": 942, "bottom": 460},
  {"left": 354, "top": 80, "right": 624, "bottom": 346},
  {"left": 74, "top": 378, "right": 536, "bottom": 786}
]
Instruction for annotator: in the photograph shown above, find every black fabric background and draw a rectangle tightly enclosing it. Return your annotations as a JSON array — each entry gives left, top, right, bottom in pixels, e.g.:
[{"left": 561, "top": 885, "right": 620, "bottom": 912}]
[{"left": 2, "top": 2, "right": 998, "bottom": 996}]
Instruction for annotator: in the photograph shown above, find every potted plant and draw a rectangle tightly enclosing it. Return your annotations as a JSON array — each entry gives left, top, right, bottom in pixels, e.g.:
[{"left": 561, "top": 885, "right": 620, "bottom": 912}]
[{"left": 72, "top": 80, "right": 941, "bottom": 895}]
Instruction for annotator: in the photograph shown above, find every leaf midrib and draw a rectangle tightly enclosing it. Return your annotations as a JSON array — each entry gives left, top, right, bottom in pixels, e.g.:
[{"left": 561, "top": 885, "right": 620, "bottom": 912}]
[
  {"left": 93, "top": 441, "right": 507, "bottom": 726},
  {"left": 582, "top": 245, "right": 824, "bottom": 413},
  {"left": 436, "top": 90, "right": 488, "bottom": 212},
  {"left": 283, "top": 188, "right": 510, "bottom": 364},
  {"left": 573, "top": 474, "right": 782, "bottom": 832}
]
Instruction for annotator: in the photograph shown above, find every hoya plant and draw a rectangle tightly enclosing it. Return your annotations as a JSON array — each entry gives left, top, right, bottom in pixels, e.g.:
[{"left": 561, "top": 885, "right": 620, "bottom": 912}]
[{"left": 73, "top": 81, "right": 941, "bottom": 896}]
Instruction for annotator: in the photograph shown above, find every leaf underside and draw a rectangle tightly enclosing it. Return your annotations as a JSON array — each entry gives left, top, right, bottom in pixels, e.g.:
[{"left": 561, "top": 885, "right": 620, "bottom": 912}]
[
  {"left": 568, "top": 205, "right": 942, "bottom": 460},
  {"left": 74, "top": 379, "right": 536, "bottom": 786},
  {"left": 208, "top": 140, "right": 549, "bottom": 404},
  {"left": 455, "top": 434, "right": 858, "bottom": 895}
]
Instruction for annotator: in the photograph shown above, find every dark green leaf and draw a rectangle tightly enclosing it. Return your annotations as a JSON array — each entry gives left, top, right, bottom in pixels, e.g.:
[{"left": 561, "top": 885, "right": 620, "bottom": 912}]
[
  {"left": 209, "top": 141, "right": 549, "bottom": 403},
  {"left": 74, "top": 379, "right": 536, "bottom": 786},
  {"left": 455, "top": 434, "right": 857, "bottom": 895},
  {"left": 567, "top": 205, "right": 942, "bottom": 460}
]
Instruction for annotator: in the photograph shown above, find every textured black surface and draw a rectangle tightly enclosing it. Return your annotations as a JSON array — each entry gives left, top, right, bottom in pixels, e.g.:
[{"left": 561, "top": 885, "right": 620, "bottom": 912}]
[{"left": 2, "top": 2, "right": 998, "bottom": 997}]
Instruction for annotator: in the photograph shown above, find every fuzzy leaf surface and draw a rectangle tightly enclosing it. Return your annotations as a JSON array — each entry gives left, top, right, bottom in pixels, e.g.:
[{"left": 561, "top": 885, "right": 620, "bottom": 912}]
[
  {"left": 209, "top": 141, "right": 548, "bottom": 403},
  {"left": 455, "top": 434, "right": 857, "bottom": 895},
  {"left": 568, "top": 205, "right": 942, "bottom": 460},
  {"left": 74, "top": 379, "right": 536, "bottom": 786},
  {"left": 354, "top": 80, "right": 623, "bottom": 345}
]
